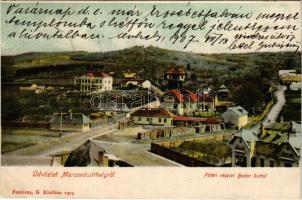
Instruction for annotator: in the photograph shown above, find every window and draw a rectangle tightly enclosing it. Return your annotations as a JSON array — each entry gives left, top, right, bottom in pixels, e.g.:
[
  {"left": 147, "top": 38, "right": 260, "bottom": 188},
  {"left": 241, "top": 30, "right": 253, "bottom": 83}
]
[
  {"left": 164, "top": 119, "right": 167, "bottom": 123},
  {"left": 269, "top": 160, "right": 274, "bottom": 167},
  {"left": 284, "top": 162, "right": 292, "bottom": 167},
  {"left": 159, "top": 118, "right": 162, "bottom": 123},
  {"left": 260, "top": 158, "right": 265, "bottom": 167},
  {"left": 138, "top": 117, "right": 141, "bottom": 121},
  {"left": 147, "top": 118, "right": 150, "bottom": 122}
]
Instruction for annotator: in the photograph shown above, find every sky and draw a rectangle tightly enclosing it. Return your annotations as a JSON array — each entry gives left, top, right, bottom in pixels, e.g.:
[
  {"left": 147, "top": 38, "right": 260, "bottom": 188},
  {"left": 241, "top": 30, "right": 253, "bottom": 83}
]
[{"left": 1, "top": 1, "right": 301, "bottom": 55}]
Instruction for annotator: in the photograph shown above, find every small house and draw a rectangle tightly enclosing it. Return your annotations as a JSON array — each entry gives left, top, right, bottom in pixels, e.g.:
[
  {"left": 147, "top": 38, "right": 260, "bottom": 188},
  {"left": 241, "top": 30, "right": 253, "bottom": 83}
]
[
  {"left": 222, "top": 106, "right": 248, "bottom": 129},
  {"left": 131, "top": 107, "right": 174, "bottom": 126},
  {"left": 50, "top": 113, "right": 91, "bottom": 132}
]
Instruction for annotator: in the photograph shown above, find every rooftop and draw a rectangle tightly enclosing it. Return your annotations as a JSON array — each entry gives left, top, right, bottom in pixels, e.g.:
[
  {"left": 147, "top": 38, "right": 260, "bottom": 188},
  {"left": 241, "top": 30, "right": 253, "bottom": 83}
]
[
  {"left": 225, "top": 106, "right": 248, "bottom": 117},
  {"left": 131, "top": 108, "right": 174, "bottom": 118},
  {"left": 50, "top": 113, "right": 91, "bottom": 124},
  {"left": 173, "top": 116, "right": 222, "bottom": 124},
  {"left": 166, "top": 67, "right": 185, "bottom": 75},
  {"left": 163, "top": 89, "right": 198, "bottom": 103},
  {"left": 218, "top": 84, "right": 230, "bottom": 93}
]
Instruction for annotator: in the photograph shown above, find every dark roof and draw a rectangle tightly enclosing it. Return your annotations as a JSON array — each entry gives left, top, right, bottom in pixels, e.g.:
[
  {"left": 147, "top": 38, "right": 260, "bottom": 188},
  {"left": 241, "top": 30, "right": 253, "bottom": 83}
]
[
  {"left": 166, "top": 67, "right": 185, "bottom": 75},
  {"left": 131, "top": 108, "right": 174, "bottom": 118},
  {"left": 50, "top": 113, "right": 91, "bottom": 124},
  {"left": 64, "top": 141, "right": 92, "bottom": 167}
]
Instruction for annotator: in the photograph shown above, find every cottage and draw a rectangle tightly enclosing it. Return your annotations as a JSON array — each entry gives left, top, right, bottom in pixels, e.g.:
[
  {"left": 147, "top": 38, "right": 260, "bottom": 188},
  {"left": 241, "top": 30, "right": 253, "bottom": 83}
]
[
  {"left": 131, "top": 108, "right": 174, "bottom": 126},
  {"left": 222, "top": 106, "right": 248, "bottom": 129},
  {"left": 50, "top": 113, "right": 91, "bottom": 132},
  {"left": 74, "top": 72, "right": 112, "bottom": 92},
  {"left": 229, "top": 122, "right": 301, "bottom": 167}
]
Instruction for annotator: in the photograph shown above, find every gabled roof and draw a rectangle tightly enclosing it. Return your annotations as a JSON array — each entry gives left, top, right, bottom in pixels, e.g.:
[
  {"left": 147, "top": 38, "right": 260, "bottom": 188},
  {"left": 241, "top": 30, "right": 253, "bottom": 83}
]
[
  {"left": 50, "top": 113, "right": 91, "bottom": 124},
  {"left": 163, "top": 89, "right": 197, "bottom": 103},
  {"left": 131, "top": 108, "right": 174, "bottom": 118},
  {"left": 229, "top": 135, "right": 252, "bottom": 149},
  {"left": 279, "top": 142, "right": 300, "bottom": 157},
  {"left": 218, "top": 84, "right": 230, "bottom": 93},
  {"left": 225, "top": 106, "right": 248, "bottom": 117}
]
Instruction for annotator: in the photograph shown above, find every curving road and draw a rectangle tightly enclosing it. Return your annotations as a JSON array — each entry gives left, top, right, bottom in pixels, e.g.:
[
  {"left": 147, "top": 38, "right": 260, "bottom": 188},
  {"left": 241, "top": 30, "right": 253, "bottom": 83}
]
[
  {"left": 244, "top": 85, "right": 287, "bottom": 134},
  {"left": 263, "top": 85, "right": 287, "bottom": 125}
]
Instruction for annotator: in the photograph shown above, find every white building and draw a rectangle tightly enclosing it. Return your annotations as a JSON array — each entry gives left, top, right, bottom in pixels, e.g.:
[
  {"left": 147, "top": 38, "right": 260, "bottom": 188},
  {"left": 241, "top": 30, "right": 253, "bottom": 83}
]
[{"left": 74, "top": 72, "right": 112, "bottom": 92}]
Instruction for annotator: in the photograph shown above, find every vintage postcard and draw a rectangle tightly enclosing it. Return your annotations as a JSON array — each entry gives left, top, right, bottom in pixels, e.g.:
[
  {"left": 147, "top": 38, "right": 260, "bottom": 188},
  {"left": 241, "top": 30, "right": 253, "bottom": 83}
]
[{"left": 0, "top": 1, "right": 301, "bottom": 199}]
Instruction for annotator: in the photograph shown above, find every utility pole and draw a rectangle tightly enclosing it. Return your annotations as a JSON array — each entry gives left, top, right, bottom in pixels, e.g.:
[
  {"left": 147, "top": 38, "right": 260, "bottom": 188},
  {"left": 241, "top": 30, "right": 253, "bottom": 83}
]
[
  {"left": 60, "top": 111, "right": 63, "bottom": 137},
  {"left": 54, "top": 111, "right": 67, "bottom": 137}
]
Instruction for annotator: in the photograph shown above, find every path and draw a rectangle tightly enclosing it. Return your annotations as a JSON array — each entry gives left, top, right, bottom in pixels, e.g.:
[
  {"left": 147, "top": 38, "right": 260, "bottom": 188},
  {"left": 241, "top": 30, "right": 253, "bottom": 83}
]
[{"left": 244, "top": 85, "right": 287, "bottom": 134}]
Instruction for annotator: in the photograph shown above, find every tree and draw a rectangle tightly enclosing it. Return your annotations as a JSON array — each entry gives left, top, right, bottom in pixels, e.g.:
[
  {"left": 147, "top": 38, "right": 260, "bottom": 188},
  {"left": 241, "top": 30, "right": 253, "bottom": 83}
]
[
  {"left": 233, "top": 83, "right": 265, "bottom": 113},
  {"left": 2, "top": 94, "right": 21, "bottom": 121}
]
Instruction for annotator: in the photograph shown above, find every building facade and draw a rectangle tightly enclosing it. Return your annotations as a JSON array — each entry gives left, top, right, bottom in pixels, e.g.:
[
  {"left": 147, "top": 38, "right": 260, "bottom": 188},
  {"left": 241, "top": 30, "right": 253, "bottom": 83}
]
[
  {"left": 229, "top": 122, "right": 301, "bottom": 167},
  {"left": 131, "top": 108, "right": 174, "bottom": 126},
  {"left": 74, "top": 72, "right": 112, "bottom": 92},
  {"left": 161, "top": 89, "right": 198, "bottom": 116}
]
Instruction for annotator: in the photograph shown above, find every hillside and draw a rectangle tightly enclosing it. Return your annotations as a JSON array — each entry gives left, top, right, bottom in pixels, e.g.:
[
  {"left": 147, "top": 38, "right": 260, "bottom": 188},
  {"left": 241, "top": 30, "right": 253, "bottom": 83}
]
[
  {"left": 2, "top": 46, "right": 301, "bottom": 83},
  {"left": 1, "top": 46, "right": 301, "bottom": 114}
]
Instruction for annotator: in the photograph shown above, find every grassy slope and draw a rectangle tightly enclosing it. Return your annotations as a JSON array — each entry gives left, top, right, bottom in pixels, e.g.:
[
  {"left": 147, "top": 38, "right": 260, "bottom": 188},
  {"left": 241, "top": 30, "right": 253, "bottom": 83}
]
[{"left": 2, "top": 46, "right": 301, "bottom": 86}]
